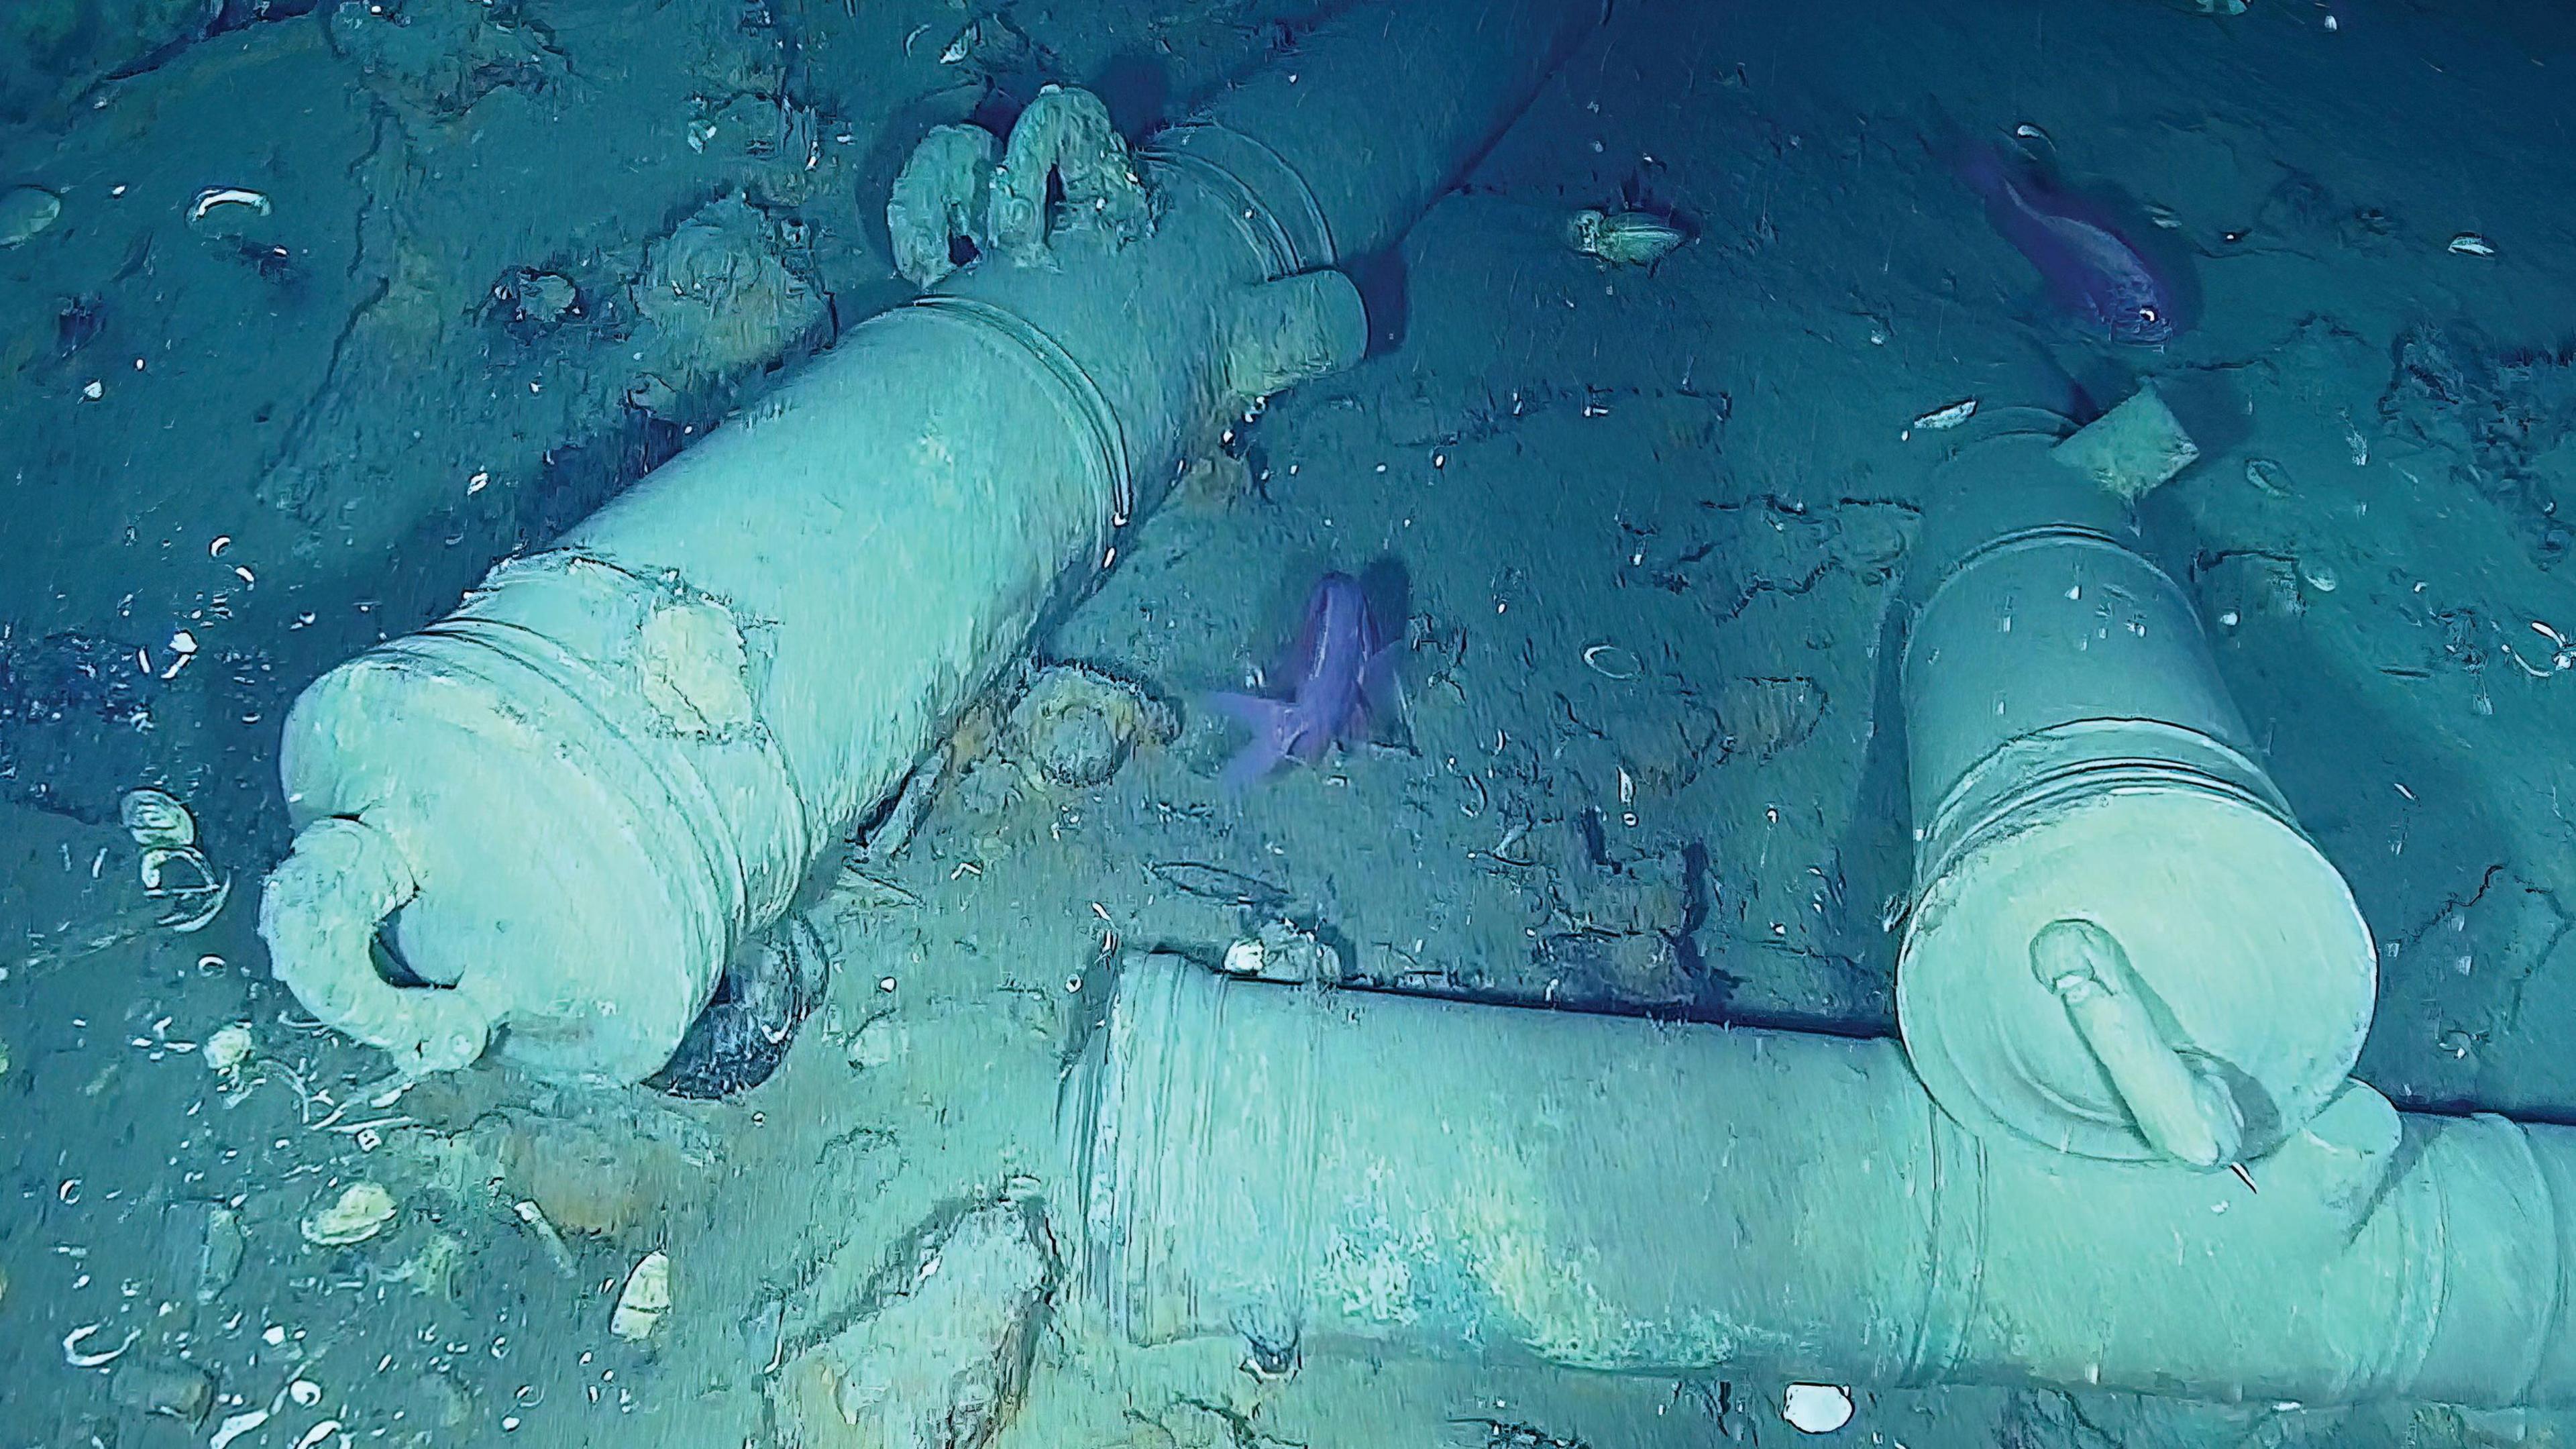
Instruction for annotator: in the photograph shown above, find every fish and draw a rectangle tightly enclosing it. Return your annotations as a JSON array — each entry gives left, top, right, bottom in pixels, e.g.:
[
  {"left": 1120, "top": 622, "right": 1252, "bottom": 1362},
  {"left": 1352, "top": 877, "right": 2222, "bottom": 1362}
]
[
  {"left": 1208, "top": 572, "right": 1401, "bottom": 793},
  {"left": 1947, "top": 139, "right": 2186, "bottom": 346},
  {"left": 1568, "top": 207, "right": 1688, "bottom": 267}
]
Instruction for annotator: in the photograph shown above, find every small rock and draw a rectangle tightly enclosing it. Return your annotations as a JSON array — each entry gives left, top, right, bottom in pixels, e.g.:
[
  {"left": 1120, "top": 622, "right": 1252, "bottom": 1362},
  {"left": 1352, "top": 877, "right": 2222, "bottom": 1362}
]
[
  {"left": 631, "top": 193, "right": 828, "bottom": 405},
  {"left": 160, "top": 1200, "right": 245, "bottom": 1303},
  {"left": 203, "top": 1023, "right": 254, "bottom": 1076},
  {"left": 783, "top": 1203, "right": 1053, "bottom": 1449},
  {"left": 301, "top": 1182, "right": 397, "bottom": 1246},
  {"left": 1004, "top": 663, "right": 1176, "bottom": 791},
  {"left": 520, "top": 271, "right": 576, "bottom": 321},
  {"left": 417, "top": 1371, "right": 475, "bottom": 1429},
  {"left": 0, "top": 185, "right": 61, "bottom": 247},
  {"left": 112, "top": 1360, "right": 215, "bottom": 1424}
]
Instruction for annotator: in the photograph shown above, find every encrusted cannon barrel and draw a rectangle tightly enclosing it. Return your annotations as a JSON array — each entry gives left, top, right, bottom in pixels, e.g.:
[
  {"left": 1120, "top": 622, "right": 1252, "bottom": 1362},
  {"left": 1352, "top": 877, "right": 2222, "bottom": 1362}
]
[
  {"left": 259, "top": 0, "right": 1601, "bottom": 1083},
  {"left": 1062, "top": 955, "right": 2576, "bottom": 1408}
]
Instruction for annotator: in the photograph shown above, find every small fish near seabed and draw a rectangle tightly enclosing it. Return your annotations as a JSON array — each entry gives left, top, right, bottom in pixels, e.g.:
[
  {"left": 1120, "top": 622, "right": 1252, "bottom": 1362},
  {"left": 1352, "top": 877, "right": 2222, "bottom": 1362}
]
[
  {"left": 1567, "top": 207, "right": 1688, "bottom": 268},
  {"left": 1943, "top": 136, "right": 2190, "bottom": 346},
  {"left": 1208, "top": 572, "right": 1402, "bottom": 793}
]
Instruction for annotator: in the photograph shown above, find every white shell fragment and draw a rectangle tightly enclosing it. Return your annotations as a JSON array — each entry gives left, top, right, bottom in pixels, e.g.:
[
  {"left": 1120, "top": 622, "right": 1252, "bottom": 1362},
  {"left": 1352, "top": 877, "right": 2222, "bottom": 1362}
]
[
  {"left": 62, "top": 1323, "right": 141, "bottom": 1367},
  {"left": 1782, "top": 1382, "right": 1855, "bottom": 1434},
  {"left": 610, "top": 1249, "right": 672, "bottom": 1341},
  {"left": 1216, "top": 920, "right": 1344, "bottom": 985},
  {"left": 2447, "top": 233, "right": 2497, "bottom": 257},
  {"left": 1220, "top": 938, "right": 1267, "bottom": 977},
  {"left": 204, "top": 1023, "right": 254, "bottom": 1075},
  {"left": 188, "top": 187, "right": 271, "bottom": 226},
  {"left": 209, "top": 1409, "right": 270, "bottom": 1449},
  {"left": 1910, "top": 398, "right": 1980, "bottom": 433},
  {"left": 301, "top": 1183, "right": 396, "bottom": 1246}
]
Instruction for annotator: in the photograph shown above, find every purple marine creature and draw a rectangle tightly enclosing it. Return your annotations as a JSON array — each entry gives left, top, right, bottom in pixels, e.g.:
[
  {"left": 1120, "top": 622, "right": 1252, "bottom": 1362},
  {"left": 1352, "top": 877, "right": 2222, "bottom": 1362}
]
[
  {"left": 1948, "top": 138, "right": 2187, "bottom": 346},
  {"left": 1209, "top": 572, "right": 1401, "bottom": 793}
]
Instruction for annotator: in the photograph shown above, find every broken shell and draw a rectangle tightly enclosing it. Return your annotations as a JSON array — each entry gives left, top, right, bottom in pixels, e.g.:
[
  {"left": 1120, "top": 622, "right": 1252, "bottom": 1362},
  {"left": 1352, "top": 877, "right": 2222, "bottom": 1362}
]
[
  {"left": 120, "top": 788, "right": 196, "bottom": 849},
  {"left": 0, "top": 184, "right": 62, "bottom": 247},
  {"left": 287, "top": 1379, "right": 323, "bottom": 1407},
  {"left": 1783, "top": 1383, "right": 1854, "bottom": 1433},
  {"left": 140, "top": 845, "right": 215, "bottom": 892},
  {"left": 62, "top": 1322, "right": 141, "bottom": 1367},
  {"left": 610, "top": 1249, "right": 672, "bottom": 1341},
  {"left": 204, "top": 1023, "right": 254, "bottom": 1075},
  {"left": 187, "top": 187, "right": 271, "bottom": 227},
  {"left": 290, "top": 1420, "right": 343, "bottom": 1449},
  {"left": 161, "top": 871, "right": 234, "bottom": 934},
  {"left": 2447, "top": 232, "right": 2497, "bottom": 257},
  {"left": 2243, "top": 457, "right": 2292, "bottom": 497},
  {"left": 209, "top": 1409, "right": 269, "bottom": 1449},
  {"left": 1580, "top": 643, "right": 1641, "bottom": 680},
  {"left": 301, "top": 1182, "right": 396, "bottom": 1246},
  {"left": 1567, "top": 207, "right": 1687, "bottom": 267}
]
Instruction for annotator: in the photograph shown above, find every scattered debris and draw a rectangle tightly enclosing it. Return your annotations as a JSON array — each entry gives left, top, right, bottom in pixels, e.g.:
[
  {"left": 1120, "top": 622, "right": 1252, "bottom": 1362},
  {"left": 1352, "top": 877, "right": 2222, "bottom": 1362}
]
[
  {"left": 512, "top": 1199, "right": 581, "bottom": 1278},
  {"left": 1220, "top": 920, "right": 1346, "bottom": 985},
  {"left": 386, "top": 1230, "right": 467, "bottom": 1299},
  {"left": 1447, "top": 1417, "right": 1588, "bottom": 1449},
  {"left": 2377, "top": 323, "right": 2576, "bottom": 568},
  {"left": 1716, "top": 676, "right": 1825, "bottom": 763},
  {"left": 1144, "top": 861, "right": 1291, "bottom": 912},
  {"left": 325, "top": 0, "right": 568, "bottom": 117}
]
